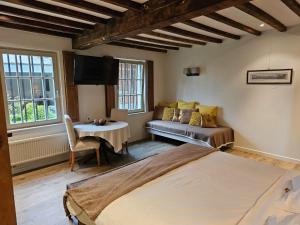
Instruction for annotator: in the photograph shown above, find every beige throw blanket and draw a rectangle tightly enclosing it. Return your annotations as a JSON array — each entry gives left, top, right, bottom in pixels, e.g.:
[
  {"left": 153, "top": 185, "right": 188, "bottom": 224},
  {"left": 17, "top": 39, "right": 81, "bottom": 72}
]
[{"left": 64, "top": 144, "right": 216, "bottom": 221}]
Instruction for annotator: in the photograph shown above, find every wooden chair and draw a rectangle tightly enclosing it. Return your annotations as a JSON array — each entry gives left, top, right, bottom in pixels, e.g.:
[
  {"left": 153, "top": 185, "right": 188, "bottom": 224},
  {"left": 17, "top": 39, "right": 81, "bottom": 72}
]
[
  {"left": 64, "top": 115, "right": 100, "bottom": 171},
  {"left": 111, "top": 108, "right": 129, "bottom": 153}
]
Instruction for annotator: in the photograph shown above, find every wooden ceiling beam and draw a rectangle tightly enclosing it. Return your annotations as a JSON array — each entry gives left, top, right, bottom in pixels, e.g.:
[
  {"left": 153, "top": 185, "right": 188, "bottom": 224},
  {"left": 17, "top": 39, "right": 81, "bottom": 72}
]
[
  {"left": 107, "top": 42, "right": 168, "bottom": 53},
  {"left": 281, "top": 0, "right": 300, "bottom": 17},
  {"left": 121, "top": 39, "right": 179, "bottom": 50},
  {"left": 0, "top": 21, "right": 73, "bottom": 38},
  {"left": 0, "top": 5, "right": 94, "bottom": 29},
  {"left": 236, "top": 2, "right": 287, "bottom": 32},
  {"left": 161, "top": 26, "right": 223, "bottom": 43},
  {"left": 207, "top": 12, "right": 261, "bottom": 36},
  {"left": 2, "top": 0, "right": 107, "bottom": 24},
  {"left": 0, "top": 13, "right": 82, "bottom": 34},
  {"left": 73, "top": 0, "right": 251, "bottom": 49},
  {"left": 100, "top": 0, "right": 143, "bottom": 12},
  {"left": 133, "top": 36, "right": 192, "bottom": 48},
  {"left": 146, "top": 31, "right": 207, "bottom": 46},
  {"left": 182, "top": 20, "right": 240, "bottom": 39},
  {"left": 50, "top": 0, "right": 123, "bottom": 18}
]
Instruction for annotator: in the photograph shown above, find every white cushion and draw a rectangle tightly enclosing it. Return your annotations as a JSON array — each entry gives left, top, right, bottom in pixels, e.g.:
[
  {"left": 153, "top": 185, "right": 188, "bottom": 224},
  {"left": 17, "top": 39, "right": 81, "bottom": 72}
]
[
  {"left": 64, "top": 115, "right": 77, "bottom": 148},
  {"left": 73, "top": 139, "right": 100, "bottom": 152}
]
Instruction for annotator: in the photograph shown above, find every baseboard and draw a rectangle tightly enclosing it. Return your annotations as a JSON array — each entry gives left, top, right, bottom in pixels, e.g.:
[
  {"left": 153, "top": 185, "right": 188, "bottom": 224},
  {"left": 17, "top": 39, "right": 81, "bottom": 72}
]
[
  {"left": 234, "top": 146, "right": 300, "bottom": 164},
  {"left": 12, "top": 152, "right": 69, "bottom": 175}
]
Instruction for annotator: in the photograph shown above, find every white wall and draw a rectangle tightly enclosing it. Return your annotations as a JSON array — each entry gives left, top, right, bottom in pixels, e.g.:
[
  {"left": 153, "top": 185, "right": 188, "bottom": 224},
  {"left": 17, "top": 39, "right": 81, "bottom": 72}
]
[
  {"left": 163, "top": 25, "right": 300, "bottom": 161},
  {"left": 0, "top": 27, "right": 166, "bottom": 142},
  {"left": 76, "top": 45, "right": 166, "bottom": 142}
]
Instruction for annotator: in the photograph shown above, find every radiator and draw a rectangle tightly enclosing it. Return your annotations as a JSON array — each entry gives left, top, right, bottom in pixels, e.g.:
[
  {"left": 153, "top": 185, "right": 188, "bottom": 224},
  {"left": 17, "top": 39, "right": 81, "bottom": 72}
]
[{"left": 9, "top": 133, "right": 69, "bottom": 166}]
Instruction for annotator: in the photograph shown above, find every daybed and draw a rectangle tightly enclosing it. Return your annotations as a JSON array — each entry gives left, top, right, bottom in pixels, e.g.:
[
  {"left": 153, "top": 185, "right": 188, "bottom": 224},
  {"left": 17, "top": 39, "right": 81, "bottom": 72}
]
[{"left": 146, "top": 120, "right": 234, "bottom": 148}]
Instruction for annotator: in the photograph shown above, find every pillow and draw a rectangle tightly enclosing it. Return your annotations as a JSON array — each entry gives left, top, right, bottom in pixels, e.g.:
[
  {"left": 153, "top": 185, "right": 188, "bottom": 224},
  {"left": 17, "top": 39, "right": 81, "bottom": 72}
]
[
  {"left": 201, "top": 114, "right": 218, "bottom": 128},
  {"left": 158, "top": 101, "right": 177, "bottom": 108},
  {"left": 179, "top": 109, "right": 197, "bottom": 124},
  {"left": 172, "top": 108, "right": 180, "bottom": 122},
  {"left": 168, "top": 102, "right": 178, "bottom": 108},
  {"left": 197, "top": 105, "right": 218, "bottom": 126},
  {"left": 153, "top": 106, "right": 165, "bottom": 120},
  {"left": 178, "top": 100, "right": 196, "bottom": 109},
  {"left": 189, "top": 112, "right": 202, "bottom": 126},
  {"left": 196, "top": 105, "right": 218, "bottom": 117},
  {"left": 162, "top": 108, "right": 175, "bottom": 121}
]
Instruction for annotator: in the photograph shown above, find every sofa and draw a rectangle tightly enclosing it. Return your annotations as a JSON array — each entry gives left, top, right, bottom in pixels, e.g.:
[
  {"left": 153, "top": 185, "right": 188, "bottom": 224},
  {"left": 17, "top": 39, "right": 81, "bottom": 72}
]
[{"left": 146, "top": 101, "right": 234, "bottom": 149}]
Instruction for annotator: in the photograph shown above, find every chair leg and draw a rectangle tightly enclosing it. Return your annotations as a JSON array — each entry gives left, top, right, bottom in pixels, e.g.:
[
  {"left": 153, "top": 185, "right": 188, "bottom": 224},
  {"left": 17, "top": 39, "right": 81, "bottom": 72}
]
[
  {"left": 71, "top": 152, "right": 75, "bottom": 171},
  {"left": 125, "top": 141, "right": 129, "bottom": 153},
  {"left": 69, "top": 152, "right": 72, "bottom": 165},
  {"left": 96, "top": 149, "right": 100, "bottom": 167}
]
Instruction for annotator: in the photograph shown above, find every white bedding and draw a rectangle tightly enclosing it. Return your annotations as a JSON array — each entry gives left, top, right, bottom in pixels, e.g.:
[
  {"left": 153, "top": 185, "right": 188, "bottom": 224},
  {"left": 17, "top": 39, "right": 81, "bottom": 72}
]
[{"left": 66, "top": 151, "right": 300, "bottom": 225}]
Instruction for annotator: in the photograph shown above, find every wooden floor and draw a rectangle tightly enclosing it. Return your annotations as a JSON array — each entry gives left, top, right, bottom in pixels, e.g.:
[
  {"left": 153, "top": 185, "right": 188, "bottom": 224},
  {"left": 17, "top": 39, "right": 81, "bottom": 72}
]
[{"left": 13, "top": 140, "right": 300, "bottom": 225}]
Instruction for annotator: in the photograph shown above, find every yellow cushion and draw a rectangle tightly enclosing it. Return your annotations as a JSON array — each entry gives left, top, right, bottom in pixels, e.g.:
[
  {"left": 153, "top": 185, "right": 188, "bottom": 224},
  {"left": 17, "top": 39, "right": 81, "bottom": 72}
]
[
  {"left": 196, "top": 105, "right": 218, "bottom": 117},
  {"left": 162, "top": 108, "right": 174, "bottom": 121},
  {"left": 189, "top": 112, "right": 202, "bottom": 126},
  {"left": 177, "top": 100, "right": 196, "bottom": 109},
  {"left": 158, "top": 101, "right": 177, "bottom": 108},
  {"left": 168, "top": 102, "right": 178, "bottom": 108}
]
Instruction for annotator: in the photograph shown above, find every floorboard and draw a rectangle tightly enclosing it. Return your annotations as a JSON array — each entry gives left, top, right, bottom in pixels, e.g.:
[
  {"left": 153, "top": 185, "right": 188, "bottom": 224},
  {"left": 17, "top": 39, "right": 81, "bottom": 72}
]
[{"left": 13, "top": 140, "right": 300, "bottom": 225}]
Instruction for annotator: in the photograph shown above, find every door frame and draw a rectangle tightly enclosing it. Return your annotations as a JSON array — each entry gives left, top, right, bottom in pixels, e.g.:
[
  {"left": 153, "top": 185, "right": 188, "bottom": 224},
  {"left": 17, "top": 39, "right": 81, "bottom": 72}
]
[{"left": 0, "top": 73, "right": 17, "bottom": 224}]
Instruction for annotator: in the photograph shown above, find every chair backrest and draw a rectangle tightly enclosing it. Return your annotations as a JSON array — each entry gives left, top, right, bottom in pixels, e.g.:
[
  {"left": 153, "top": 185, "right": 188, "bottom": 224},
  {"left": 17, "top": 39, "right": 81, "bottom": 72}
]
[
  {"left": 111, "top": 108, "right": 128, "bottom": 122},
  {"left": 64, "top": 115, "right": 77, "bottom": 149}
]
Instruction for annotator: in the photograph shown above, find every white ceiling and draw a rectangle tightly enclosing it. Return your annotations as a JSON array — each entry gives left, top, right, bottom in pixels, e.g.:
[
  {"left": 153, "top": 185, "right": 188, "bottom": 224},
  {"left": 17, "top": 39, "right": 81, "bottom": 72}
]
[{"left": 0, "top": 0, "right": 299, "bottom": 46}]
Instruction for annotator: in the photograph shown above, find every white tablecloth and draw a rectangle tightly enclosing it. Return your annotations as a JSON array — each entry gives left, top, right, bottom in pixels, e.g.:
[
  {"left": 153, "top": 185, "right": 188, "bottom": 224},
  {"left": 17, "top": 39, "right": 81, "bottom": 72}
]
[{"left": 74, "top": 122, "right": 130, "bottom": 153}]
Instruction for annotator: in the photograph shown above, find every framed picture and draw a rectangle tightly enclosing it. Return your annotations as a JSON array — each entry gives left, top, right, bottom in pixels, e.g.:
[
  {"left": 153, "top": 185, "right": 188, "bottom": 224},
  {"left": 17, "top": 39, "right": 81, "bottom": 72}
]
[{"left": 247, "top": 69, "right": 293, "bottom": 84}]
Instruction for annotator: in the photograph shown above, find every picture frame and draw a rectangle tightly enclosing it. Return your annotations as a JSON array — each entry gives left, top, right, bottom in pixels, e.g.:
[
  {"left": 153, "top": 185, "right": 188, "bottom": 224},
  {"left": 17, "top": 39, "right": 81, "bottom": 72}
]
[{"left": 247, "top": 69, "right": 293, "bottom": 85}]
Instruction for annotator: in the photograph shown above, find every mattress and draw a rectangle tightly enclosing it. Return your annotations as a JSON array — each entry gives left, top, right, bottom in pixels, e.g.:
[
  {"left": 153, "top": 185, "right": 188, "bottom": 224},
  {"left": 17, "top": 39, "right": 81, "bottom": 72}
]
[
  {"left": 146, "top": 120, "right": 234, "bottom": 148},
  {"left": 65, "top": 151, "right": 299, "bottom": 225}
]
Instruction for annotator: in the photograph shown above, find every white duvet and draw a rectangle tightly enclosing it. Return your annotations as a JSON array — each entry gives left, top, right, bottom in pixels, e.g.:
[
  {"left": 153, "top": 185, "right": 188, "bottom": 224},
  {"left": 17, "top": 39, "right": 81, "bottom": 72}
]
[{"left": 66, "top": 151, "right": 300, "bottom": 225}]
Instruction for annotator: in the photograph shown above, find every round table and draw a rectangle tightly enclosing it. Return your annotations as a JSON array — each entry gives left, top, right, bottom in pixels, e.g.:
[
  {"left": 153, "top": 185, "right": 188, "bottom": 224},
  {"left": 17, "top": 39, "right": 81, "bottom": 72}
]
[{"left": 74, "top": 121, "right": 130, "bottom": 153}]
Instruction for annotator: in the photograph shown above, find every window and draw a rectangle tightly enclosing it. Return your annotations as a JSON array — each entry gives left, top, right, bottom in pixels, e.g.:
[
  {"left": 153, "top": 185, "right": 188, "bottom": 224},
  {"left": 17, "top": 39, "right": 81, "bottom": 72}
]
[
  {"left": 117, "top": 60, "right": 146, "bottom": 113},
  {"left": 0, "top": 49, "right": 61, "bottom": 129}
]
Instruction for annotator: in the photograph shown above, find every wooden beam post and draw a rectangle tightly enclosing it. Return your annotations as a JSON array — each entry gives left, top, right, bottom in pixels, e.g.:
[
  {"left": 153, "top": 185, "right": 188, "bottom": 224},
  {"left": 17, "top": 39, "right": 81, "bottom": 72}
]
[
  {"left": 0, "top": 5, "right": 94, "bottom": 29},
  {"left": 281, "top": 0, "right": 300, "bottom": 17},
  {"left": 182, "top": 20, "right": 240, "bottom": 39},
  {"left": 236, "top": 2, "right": 287, "bottom": 32},
  {"left": 73, "top": 0, "right": 251, "bottom": 49},
  {"left": 207, "top": 12, "right": 261, "bottom": 36}
]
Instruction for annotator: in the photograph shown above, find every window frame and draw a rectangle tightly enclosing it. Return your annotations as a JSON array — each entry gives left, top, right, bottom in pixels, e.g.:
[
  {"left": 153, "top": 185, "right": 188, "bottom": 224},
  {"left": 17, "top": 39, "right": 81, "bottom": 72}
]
[
  {"left": 0, "top": 48, "right": 62, "bottom": 130},
  {"left": 116, "top": 59, "right": 147, "bottom": 114}
]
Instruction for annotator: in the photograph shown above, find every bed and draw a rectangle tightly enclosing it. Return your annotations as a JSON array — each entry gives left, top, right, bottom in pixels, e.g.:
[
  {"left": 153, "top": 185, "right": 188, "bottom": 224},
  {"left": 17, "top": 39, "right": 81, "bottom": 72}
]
[{"left": 64, "top": 144, "right": 300, "bottom": 225}]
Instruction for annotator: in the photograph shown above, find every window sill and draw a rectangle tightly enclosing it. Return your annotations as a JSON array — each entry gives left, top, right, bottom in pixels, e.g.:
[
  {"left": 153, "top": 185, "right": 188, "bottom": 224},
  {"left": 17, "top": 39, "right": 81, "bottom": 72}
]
[
  {"left": 128, "top": 111, "right": 150, "bottom": 116},
  {"left": 8, "top": 123, "right": 65, "bottom": 141},
  {"left": 8, "top": 122, "right": 63, "bottom": 133}
]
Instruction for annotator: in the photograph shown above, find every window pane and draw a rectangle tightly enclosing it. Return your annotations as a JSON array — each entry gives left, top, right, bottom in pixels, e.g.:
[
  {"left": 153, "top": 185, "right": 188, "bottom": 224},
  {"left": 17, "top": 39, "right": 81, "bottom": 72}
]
[
  {"left": 19, "top": 79, "right": 32, "bottom": 100},
  {"left": 42, "top": 57, "right": 54, "bottom": 77},
  {"left": 32, "top": 79, "right": 44, "bottom": 99},
  {"left": 5, "top": 78, "right": 19, "bottom": 100},
  {"left": 6, "top": 54, "right": 17, "bottom": 76},
  {"left": 46, "top": 100, "right": 57, "bottom": 120},
  {"left": 34, "top": 100, "right": 46, "bottom": 121},
  {"left": 21, "top": 101, "right": 35, "bottom": 123},
  {"left": 17, "top": 55, "right": 30, "bottom": 76},
  {"left": 44, "top": 79, "right": 55, "bottom": 98},
  {"left": 8, "top": 101, "right": 22, "bottom": 124},
  {"left": 31, "top": 56, "right": 42, "bottom": 76}
]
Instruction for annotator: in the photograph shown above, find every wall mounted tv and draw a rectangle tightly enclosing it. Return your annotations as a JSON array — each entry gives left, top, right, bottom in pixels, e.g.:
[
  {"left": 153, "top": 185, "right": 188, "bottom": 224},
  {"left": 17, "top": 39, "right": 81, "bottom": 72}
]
[{"left": 74, "top": 55, "right": 119, "bottom": 85}]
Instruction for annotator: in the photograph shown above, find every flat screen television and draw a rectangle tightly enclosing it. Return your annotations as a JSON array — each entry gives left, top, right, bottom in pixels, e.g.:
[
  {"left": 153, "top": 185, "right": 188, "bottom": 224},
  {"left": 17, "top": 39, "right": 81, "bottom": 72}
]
[{"left": 74, "top": 55, "right": 119, "bottom": 85}]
